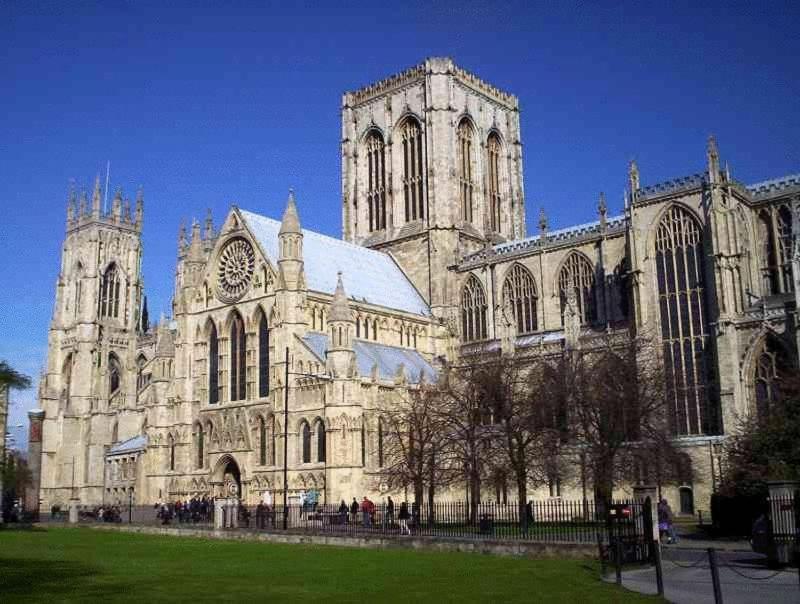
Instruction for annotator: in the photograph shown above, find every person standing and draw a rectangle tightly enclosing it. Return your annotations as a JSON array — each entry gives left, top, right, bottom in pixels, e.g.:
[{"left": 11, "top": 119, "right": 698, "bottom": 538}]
[
  {"left": 398, "top": 501, "right": 411, "bottom": 535},
  {"left": 338, "top": 500, "right": 348, "bottom": 525},
  {"left": 350, "top": 497, "right": 359, "bottom": 524},
  {"left": 386, "top": 496, "right": 395, "bottom": 527}
]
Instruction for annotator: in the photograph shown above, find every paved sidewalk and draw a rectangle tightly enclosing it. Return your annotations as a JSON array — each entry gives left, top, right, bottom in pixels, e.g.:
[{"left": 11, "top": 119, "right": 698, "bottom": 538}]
[{"left": 610, "top": 547, "right": 800, "bottom": 604}]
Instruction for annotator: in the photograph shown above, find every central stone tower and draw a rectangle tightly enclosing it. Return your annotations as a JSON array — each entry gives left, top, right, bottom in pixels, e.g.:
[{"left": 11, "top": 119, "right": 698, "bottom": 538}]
[{"left": 341, "top": 57, "right": 526, "bottom": 318}]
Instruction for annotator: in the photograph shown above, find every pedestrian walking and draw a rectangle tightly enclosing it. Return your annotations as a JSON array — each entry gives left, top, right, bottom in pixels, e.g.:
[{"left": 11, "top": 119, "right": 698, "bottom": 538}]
[
  {"left": 350, "top": 498, "right": 359, "bottom": 523},
  {"left": 386, "top": 496, "right": 395, "bottom": 526},
  {"left": 658, "top": 499, "right": 678, "bottom": 544},
  {"left": 398, "top": 501, "right": 411, "bottom": 535}
]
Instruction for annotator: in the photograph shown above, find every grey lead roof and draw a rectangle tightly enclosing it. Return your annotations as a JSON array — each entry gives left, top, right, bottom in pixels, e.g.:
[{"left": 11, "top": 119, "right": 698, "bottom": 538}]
[
  {"left": 302, "top": 332, "right": 436, "bottom": 384},
  {"left": 240, "top": 209, "right": 430, "bottom": 317},
  {"left": 107, "top": 435, "right": 148, "bottom": 456}
]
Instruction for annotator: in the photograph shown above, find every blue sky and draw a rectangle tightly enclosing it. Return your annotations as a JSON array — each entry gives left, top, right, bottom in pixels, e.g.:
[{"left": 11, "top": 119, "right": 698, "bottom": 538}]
[{"left": 1, "top": 1, "right": 798, "bottom": 449}]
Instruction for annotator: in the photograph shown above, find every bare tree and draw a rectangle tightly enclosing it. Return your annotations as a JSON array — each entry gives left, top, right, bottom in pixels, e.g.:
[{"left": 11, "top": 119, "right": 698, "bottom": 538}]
[
  {"left": 559, "top": 332, "right": 678, "bottom": 504},
  {"left": 377, "top": 385, "right": 448, "bottom": 508}
]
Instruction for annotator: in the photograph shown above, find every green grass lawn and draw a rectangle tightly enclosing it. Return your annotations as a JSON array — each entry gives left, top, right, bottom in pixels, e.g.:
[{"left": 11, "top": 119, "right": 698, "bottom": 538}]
[{"left": 0, "top": 527, "right": 658, "bottom": 602}]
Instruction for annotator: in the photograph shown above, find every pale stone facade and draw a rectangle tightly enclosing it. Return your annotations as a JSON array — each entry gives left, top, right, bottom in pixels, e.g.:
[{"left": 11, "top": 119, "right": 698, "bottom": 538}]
[{"left": 34, "top": 58, "right": 799, "bottom": 516}]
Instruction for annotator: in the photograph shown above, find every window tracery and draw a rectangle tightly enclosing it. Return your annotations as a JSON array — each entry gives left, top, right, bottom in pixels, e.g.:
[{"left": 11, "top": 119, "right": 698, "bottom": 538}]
[
  {"left": 461, "top": 275, "right": 488, "bottom": 342},
  {"left": 208, "top": 322, "right": 219, "bottom": 404},
  {"left": 108, "top": 353, "right": 121, "bottom": 396},
  {"left": 754, "top": 337, "right": 789, "bottom": 420},
  {"left": 487, "top": 133, "right": 503, "bottom": 232},
  {"left": 400, "top": 118, "right": 425, "bottom": 222},
  {"left": 655, "top": 206, "right": 716, "bottom": 435},
  {"left": 558, "top": 253, "right": 597, "bottom": 326},
  {"left": 316, "top": 421, "right": 326, "bottom": 463},
  {"left": 301, "top": 421, "right": 311, "bottom": 464},
  {"left": 229, "top": 313, "right": 246, "bottom": 402},
  {"left": 502, "top": 264, "right": 538, "bottom": 334},
  {"left": 99, "top": 263, "right": 122, "bottom": 319},
  {"left": 258, "top": 312, "right": 269, "bottom": 398},
  {"left": 457, "top": 120, "right": 475, "bottom": 223},
  {"left": 365, "top": 131, "right": 387, "bottom": 232}
]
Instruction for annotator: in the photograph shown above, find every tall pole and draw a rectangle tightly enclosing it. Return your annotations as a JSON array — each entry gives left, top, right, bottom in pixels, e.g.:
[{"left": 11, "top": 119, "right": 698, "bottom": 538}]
[{"left": 283, "top": 346, "right": 289, "bottom": 530}]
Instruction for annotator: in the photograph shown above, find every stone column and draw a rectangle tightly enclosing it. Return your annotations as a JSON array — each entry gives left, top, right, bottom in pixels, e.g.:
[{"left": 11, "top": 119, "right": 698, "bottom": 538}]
[
  {"left": 25, "top": 409, "right": 45, "bottom": 518},
  {"left": 633, "top": 484, "right": 659, "bottom": 543},
  {"left": 214, "top": 497, "right": 224, "bottom": 529}
]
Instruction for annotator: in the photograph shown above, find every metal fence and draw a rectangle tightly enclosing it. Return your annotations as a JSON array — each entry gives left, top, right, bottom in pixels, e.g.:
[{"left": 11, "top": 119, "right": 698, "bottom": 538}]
[{"left": 39, "top": 498, "right": 651, "bottom": 546}]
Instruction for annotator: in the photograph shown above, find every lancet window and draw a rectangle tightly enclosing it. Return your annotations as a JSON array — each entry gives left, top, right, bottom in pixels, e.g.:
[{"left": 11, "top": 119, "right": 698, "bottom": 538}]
[
  {"left": 461, "top": 275, "right": 488, "bottom": 342},
  {"left": 258, "top": 312, "right": 269, "bottom": 398},
  {"left": 196, "top": 423, "right": 204, "bottom": 469},
  {"left": 457, "top": 120, "right": 475, "bottom": 223},
  {"left": 366, "top": 131, "right": 387, "bottom": 232},
  {"left": 208, "top": 323, "right": 219, "bottom": 404},
  {"left": 558, "top": 253, "right": 597, "bottom": 326},
  {"left": 503, "top": 264, "right": 538, "bottom": 334},
  {"left": 401, "top": 117, "right": 425, "bottom": 222},
  {"left": 655, "top": 206, "right": 716, "bottom": 435},
  {"left": 108, "top": 353, "right": 121, "bottom": 395},
  {"left": 301, "top": 421, "right": 311, "bottom": 464},
  {"left": 487, "top": 133, "right": 503, "bottom": 232},
  {"left": 229, "top": 313, "right": 246, "bottom": 402},
  {"left": 316, "top": 420, "right": 326, "bottom": 463},
  {"left": 99, "top": 262, "right": 122, "bottom": 319},
  {"left": 754, "top": 337, "right": 789, "bottom": 420}
]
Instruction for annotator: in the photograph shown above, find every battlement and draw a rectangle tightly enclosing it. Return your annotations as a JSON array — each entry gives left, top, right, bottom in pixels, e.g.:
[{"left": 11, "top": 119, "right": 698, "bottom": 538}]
[
  {"left": 65, "top": 176, "right": 143, "bottom": 233},
  {"left": 747, "top": 173, "right": 800, "bottom": 199},
  {"left": 635, "top": 173, "right": 706, "bottom": 201},
  {"left": 343, "top": 57, "right": 518, "bottom": 109}
]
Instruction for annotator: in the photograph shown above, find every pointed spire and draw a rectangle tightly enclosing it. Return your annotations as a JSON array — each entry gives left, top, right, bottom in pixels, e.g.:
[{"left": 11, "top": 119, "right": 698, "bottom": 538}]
[
  {"left": 135, "top": 186, "right": 144, "bottom": 228},
  {"left": 204, "top": 208, "right": 214, "bottom": 240},
  {"left": 188, "top": 219, "right": 204, "bottom": 260},
  {"left": 123, "top": 196, "right": 132, "bottom": 223},
  {"left": 329, "top": 272, "right": 354, "bottom": 323},
  {"left": 140, "top": 296, "right": 150, "bottom": 334},
  {"left": 628, "top": 159, "right": 640, "bottom": 194},
  {"left": 538, "top": 207, "right": 548, "bottom": 235},
  {"left": 177, "top": 221, "right": 187, "bottom": 254},
  {"left": 79, "top": 188, "right": 88, "bottom": 216},
  {"left": 66, "top": 181, "right": 77, "bottom": 223},
  {"left": 111, "top": 188, "right": 123, "bottom": 221},
  {"left": 707, "top": 134, "right": 720, "bottom": 183},
  {"left": 91, "top": 174, "right": 102, "bottom": 217},
  {"left": 598, "top": 192, "right": 607, "bottom": 231},
  {"left": 279, "top": 188, "right": 301, "bottom": 236}
]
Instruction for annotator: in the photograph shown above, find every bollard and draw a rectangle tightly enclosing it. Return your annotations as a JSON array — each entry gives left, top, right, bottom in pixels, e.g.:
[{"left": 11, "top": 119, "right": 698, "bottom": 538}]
[
  {"left": 708, "top": 548, "right": 723, "bottom": 604},
  {"left": 654, "top": 543, "right": 664, "bottom": 597}
]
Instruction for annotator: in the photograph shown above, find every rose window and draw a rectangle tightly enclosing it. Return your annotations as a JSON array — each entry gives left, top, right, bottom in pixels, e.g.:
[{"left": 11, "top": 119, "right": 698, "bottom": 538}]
[{"left": 216, "top": 238, "right": 255, "bottom": 302}]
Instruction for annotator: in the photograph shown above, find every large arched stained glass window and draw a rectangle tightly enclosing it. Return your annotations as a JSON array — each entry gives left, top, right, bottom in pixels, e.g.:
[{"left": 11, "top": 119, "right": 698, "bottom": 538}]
[
  {"left": 558, "top": 253, "right": 597, "bottom": 326},
  {"left": 487, "top": 133, "right": 503, "bottom": 232},
  {"left": 655, "top": 206, "right": 716, "bottom": 435},
  {"left": 457, "top": 120, "right": 475, "bottom": 223},
  {"left": 229, "top": 312, "right": 246, "bottom": 402},
  {"left": 400, "top": 117, "right": 425, "bottom": 222},
  {"left": 208, "top": 322, "right": 219, "bottom": 404},
  {"left": 258, "top": 312, "right": 269, "bottom": 398},
  {"left": 461, "top": 275, "right": 488, "bottom": 342},
  {"left": 503, "top": 264, "right": 538, "bottom": 334},
  {"left": 758, "top": 206, "right": 794, "bottom": 296},
  {"left": 365, "top": 131, "right": 387, "bottom": 232}
]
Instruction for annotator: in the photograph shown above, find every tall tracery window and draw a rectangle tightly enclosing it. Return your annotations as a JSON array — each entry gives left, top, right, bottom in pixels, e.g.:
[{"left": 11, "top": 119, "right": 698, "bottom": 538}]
[
  {"left": 196, "top": 423, "right": 204, "bottom": 469},
  {"left": 655, "top": 205, "right": 716, "bottom": 436},
  {"left": 377, "top": 418, "right": 384, "bottom": 468},
  {"left": 208, "top": 323, "right": 219, "bottom": 404},
  {"left": 487, "top": 133, "right": 503, "bottom": 232},
  {"left": 269, "top": 415, "right": 276, "bottom": 465},
  {"left": 258, "top": 312, "right": 269, "bottom": 398},
  {"left": 400, "top": 117, "right": 425, "bottom": 222},
  {"left": 258, "top": 416, "right": 267, "bottom": 465},
  {"left": 365, "top": 131, "right": 387, "bottom": 232},
  {"left": 74, "top": 263, "right": 84, "bottom": 319},
  {"left": 361, "top": 420, "right": 366, "bottom": 466},
  {"left": 316, "top": 421, "right": 326, "bottom": 463},
  {"left": 301, "top": 421, "right": 311, "bottom": 464},
  {"left": 99, "top": 262, "right": 122, "bottom": 319},
  {"left": 503, "top": 264, "right": 538, "bottom": 334},
  {"left": 758, "top": 206, "right": 794, "bottom": 296},
  {"left": 457, "top": 120, "right": 475, "bottom": 223},
  {"left": 229, "top": 313, "right": 246, "bottom": 402},
  {"left": 754, "top": 337, "right": 788, "bottom": 420},
  {"left": 461, "top": 275, "right": 488, "bottom": 342},
  {"left": 559, "top": 253, "right": 597, "bottom": 326},
  {"left": 108, "top": 353, "right": 121, "bottom": 395}
]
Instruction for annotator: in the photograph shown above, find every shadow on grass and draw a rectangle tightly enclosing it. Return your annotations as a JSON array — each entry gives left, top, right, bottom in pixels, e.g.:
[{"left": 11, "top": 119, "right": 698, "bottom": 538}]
[{"left": 0, "top": 557, "right": 136, "bottom": 602}]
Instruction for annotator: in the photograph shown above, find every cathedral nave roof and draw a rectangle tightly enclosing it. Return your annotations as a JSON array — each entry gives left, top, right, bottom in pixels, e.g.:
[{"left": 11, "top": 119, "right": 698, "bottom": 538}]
[{"left": 240, "top": 209, "right": 430, "bottom": 317}]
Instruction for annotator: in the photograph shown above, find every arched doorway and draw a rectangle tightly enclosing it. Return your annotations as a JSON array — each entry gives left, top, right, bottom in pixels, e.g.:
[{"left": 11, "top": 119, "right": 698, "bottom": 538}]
[{"left": 212, "top": 455, "right": 243, "bottom": 499}]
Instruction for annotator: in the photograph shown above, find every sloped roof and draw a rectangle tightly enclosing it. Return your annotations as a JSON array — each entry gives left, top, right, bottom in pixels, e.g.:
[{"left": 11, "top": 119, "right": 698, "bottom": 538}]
[
  {"left": 108, "top": 435, "right": 148, "bottom": 456},
  {"left": 240, "top": 209, "right": 430, "bottom": 316},
  {"left": 302, "top": 332, "right": 436, "bottom": 384}
]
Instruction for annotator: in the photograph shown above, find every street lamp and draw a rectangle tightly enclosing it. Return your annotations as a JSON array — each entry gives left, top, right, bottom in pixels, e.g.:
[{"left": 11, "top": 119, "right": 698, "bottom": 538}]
[{"left": 281, "top": 346, "right": 331, "bottom": 530}]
